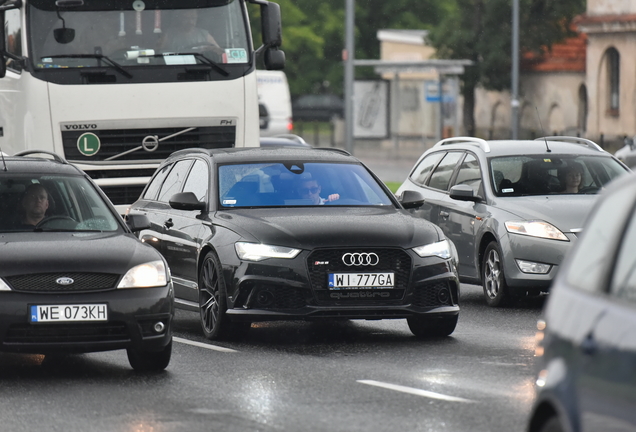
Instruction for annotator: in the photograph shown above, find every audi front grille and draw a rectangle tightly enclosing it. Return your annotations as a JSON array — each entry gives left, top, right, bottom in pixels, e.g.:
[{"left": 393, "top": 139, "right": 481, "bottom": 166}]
[{"left": 307, "top": 248, "right": 411, "bottom": 305}]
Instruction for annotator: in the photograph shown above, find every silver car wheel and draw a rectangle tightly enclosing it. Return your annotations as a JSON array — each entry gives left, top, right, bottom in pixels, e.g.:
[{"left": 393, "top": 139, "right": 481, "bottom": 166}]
[{"left": 484, "top": 247, "right": 502, "bottom": 299}]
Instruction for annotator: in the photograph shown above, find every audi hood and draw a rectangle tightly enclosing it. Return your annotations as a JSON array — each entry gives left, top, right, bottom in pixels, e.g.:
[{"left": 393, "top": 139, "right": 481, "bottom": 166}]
[{"left": 216, "top": 206, "right": 445, "bottom": 249}]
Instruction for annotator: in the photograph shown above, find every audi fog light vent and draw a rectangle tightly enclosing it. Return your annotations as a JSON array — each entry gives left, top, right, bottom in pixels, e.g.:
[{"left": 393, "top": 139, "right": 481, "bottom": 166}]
[
  {"left": 438, "top": 287, "right": 450, "bottom": 304},
  {"left": 256, "top": 290, "right": 275, "bottom": 307}
]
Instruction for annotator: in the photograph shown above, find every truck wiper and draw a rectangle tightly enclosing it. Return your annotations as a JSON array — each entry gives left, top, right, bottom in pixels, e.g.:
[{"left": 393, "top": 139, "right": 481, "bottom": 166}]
[
  {"left": 164, "top": 52, "right": 229, "bottom": 76},
  {"left": 43, "top": 54, "right": 133, "bottom": 78}
]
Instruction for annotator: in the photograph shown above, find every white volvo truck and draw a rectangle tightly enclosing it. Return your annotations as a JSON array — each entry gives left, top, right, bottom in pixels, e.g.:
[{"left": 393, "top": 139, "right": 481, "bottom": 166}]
[{"left": 0, "top": 0, "right": 285, "bottom": 212}]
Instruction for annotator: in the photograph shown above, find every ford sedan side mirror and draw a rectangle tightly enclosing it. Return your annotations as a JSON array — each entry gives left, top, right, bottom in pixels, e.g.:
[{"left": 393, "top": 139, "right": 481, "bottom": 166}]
[
  {"left": 169, "top": 192, "right": 206, "bottom": 211},
  {"left": 449, "top": 185, "right": 482, "bottom": 202},
  {"left": 125, "top": 214, "right": 151, "bottom": 232},
  {"left": 399, "top": 190, "right": 425, "bottom": 209}
]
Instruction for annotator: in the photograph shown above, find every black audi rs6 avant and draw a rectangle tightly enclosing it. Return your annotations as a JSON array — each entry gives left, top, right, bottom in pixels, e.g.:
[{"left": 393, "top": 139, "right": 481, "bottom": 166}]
[{"left": 128, "top": 147, "right": 460, "bottom": 340}]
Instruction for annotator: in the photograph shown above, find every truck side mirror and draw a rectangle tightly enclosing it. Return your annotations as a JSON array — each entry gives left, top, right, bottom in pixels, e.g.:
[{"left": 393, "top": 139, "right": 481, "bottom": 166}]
[
  {"left": 264, "top": 48, "right": 285, "bottom": 70},
  {"left": 0, "top": 54, "right": 6, "bottom": 79},
  {"left": 260, "top": 2, "right": 282, "bottom": 48}
]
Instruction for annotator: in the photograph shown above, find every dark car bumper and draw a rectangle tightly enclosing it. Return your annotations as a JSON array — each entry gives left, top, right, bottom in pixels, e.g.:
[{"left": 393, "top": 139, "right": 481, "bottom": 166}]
[
  {"left": 225, "top": 250, "right": 460, "bottom": 323},
  {"left": 0, "top": 284, "right": 174, "bottom": 354}
]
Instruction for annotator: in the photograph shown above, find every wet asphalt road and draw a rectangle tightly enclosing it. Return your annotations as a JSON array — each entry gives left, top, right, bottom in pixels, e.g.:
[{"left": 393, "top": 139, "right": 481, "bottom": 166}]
[{"left": 0, "top": 284, "right": 544, "bottom": 432}]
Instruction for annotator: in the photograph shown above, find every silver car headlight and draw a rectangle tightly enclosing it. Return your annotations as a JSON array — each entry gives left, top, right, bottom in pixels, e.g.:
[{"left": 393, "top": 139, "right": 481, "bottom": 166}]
[
  {"left": 505, "top": 221, "right": 569, "bottom": 241},
  {"left": 118, "top": 260, "right": 168, "bottom": 289},
  {"left": 235, "top": 242, "right": 301, "bottom": 262},
  {"left": 413, "top": 239, "right": 453, "bottom": 259},
  {"left": 0, "top": 278, "right": 11, "bottom": 291}
]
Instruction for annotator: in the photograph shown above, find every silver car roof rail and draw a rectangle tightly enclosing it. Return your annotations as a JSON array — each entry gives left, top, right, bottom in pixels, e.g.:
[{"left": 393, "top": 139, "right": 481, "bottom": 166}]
[
  {"left": 534, "top": 136, "right": 604, "bottom": 152},
  {"left": 13, "top": 150, "right": 68, "bottom": 164},
  {"left": 433, "top": 137, "right": 491, "bottom": 153}
]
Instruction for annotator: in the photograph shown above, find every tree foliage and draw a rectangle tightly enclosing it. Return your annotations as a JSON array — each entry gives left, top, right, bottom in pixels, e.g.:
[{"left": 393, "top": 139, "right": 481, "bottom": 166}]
[
  {"left": 428, "top": 0, "right": 585, "bottom": 134},
  {"left": 252, "top": 0, "right": 447, "bottom": 97}
]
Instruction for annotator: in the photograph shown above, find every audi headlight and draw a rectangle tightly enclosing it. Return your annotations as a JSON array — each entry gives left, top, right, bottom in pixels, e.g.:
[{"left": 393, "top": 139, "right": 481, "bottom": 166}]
[
  {"left": 413, "top": 239, "right": 453, "bottom": 259},
  {"left": 505, "top": 221, "right": 569, "bottom": 241},
  {"left": 118, "top": 260, "right": 168, "bottom": 289},
  {"left": 235, "top": 242, "right": 301, "bottom": 262},
  {"left": 0, "top": 278, "right": 11, "bottom": 291}
]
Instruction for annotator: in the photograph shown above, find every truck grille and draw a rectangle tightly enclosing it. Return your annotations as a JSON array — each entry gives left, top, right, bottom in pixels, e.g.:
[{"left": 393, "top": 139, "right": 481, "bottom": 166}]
[
  {"left": 99, "top": 185, "right": 145, "bottom": 206},
  {"left": 62, "top": 125, "right": 236, "bottom": 162},
  {"left": 307, "top": 248, "right": 411, "bottom": 305},
  {"left": 5, "top": 273, "right": 120, "bottom": 293}
]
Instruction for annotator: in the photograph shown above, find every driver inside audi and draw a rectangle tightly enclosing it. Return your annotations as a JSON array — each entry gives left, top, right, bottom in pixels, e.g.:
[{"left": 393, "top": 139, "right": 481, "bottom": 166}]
[{"left": 16, "top": 184, "right": 50, "bottom": 228}]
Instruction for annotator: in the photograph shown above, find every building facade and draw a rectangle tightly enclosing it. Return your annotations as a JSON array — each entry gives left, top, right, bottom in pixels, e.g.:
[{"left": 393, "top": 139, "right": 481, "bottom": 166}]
[{"left": 472, "top": 0, "right": 636, "bottom": 151}]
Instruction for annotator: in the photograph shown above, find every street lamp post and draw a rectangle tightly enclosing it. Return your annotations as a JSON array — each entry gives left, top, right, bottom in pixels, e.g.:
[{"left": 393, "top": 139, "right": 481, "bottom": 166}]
[
  {"left": 511, "top": 0, "right": 520, "bottom": 139},
  {"left": 344, "top": 0, "right": 355, "bottom": 154}
]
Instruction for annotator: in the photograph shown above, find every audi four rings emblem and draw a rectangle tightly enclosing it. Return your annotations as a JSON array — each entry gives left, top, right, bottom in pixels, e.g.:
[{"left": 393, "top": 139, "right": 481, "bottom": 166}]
[{"left": 342, "top": 253, "right": 379, "bottom": 266}]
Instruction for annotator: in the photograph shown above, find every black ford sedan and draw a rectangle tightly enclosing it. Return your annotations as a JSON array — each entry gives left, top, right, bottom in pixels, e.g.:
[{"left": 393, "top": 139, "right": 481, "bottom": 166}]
[
  {"left": 0, "top": 151, "right": 173, "bottom": 372},
  {"left": 128, "top": 147, "right": 459, "bottom": 340}
]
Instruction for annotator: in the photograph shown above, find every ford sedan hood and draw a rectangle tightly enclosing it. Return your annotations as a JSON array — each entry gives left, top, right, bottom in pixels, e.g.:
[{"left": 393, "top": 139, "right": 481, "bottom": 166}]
[
  {"left": 492, "top": 195, "right": 598, "bottom": 232},
  {"left": 0, "top": 232, "right": 162, "bottom": 278}
]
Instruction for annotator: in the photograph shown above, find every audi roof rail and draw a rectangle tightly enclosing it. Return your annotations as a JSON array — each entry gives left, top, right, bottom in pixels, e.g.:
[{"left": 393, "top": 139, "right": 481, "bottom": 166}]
[
  {"left": 13, "top": 150, "right": 68, "bottom": 164},
  {"left": 314, "top": 147, "right": 351, "bottom": 156},
  {"left": 534, "top": 136, "right": 604, "bottom": 152},
  {"left": 433, "top": 137, "right": 491, "bottom": 153}
]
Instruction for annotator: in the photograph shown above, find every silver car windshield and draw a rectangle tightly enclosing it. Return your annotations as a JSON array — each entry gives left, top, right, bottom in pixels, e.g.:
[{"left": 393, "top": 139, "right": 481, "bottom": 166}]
[
  {"left": 490, "top": 154, "right": 628, "bottom": 197},
  {"left": 29, "top": 0, "right": 249, "bottom": 69},
  {"left": 218, "top": 162, "right": 394, "bottom": 208},
  {"left": 0, "top": 175, "right": 122, "bottom": 232}
]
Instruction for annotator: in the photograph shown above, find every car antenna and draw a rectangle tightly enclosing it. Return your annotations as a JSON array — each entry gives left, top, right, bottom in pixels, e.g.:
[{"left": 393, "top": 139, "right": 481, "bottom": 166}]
[
  {"left": 535, "top": 107, "right": 551, "bottom": 153},
  {"left": 0, "top": 146, "right": 7, "bottom": 171}
]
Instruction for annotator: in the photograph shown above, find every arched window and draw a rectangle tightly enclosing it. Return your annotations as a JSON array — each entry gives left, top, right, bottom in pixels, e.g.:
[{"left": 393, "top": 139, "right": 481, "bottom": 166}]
[{"left": 607, "top": 48, "right": 620, "bottom": 113}]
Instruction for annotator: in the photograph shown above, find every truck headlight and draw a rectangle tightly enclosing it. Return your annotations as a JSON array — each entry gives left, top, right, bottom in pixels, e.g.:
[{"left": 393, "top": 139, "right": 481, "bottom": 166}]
[{"left": 118, "top": 260, "right": 168, "bottom": 288}]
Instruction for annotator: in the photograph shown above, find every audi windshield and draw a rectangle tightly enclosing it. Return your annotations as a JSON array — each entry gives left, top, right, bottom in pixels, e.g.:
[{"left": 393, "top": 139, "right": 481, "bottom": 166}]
[{"left": 218, "top": 162, "right": 395, "bottom": 208}]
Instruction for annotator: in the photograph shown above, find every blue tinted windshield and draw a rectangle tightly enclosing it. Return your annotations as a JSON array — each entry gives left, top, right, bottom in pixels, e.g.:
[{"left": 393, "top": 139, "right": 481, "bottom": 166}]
[{"left": 218, "top": 162, "right": 394, "bottom": 208}]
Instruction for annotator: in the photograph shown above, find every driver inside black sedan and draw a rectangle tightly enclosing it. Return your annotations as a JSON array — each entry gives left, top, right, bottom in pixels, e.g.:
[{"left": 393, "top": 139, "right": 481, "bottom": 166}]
[{"left": 0, "top": 176, "right": 120, "bottom": 232}]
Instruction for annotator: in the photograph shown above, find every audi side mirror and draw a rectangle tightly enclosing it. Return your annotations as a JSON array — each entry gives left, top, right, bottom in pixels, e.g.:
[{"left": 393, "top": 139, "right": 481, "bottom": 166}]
[
  {"left": 399, "top": 190, "right": 425, "bottom": 209},
  {"left": 169, "top": 192, "right": 206, "bottom": 211}
]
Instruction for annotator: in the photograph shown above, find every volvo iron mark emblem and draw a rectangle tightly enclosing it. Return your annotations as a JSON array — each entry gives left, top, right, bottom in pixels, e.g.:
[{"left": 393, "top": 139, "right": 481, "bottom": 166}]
[
  {"left": 142, "top": 135, "right": 160, "bottom": 152},
  {"left": 56, "top": 277, "right": 75, "bottom": 286},
  {"left": 342, "top": 253, "right": 379, "bottom": 266}
]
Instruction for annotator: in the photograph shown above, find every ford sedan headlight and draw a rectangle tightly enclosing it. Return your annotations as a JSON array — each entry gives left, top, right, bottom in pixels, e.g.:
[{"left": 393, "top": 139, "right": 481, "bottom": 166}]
[
  {"left": 235, "top": 242, "right": 301, "bottom": 262},
  {"left": 118, "top": 260, "right": 168, "bottom": 289},
  {"left": 413, "top": 239, "right": 453, "bottom": 259},
  {"left": 505, "top": 221, "right": 569, "bottom": 241},
  {"left": 0, "top": 278, "right": 11, "bottom": 291}
]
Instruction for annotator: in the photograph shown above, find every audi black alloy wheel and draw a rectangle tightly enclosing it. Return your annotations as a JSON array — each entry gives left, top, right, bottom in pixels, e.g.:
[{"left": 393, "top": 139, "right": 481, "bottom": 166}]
[{"left": 199, "top": 252, "right": 229, "bottom": 340}]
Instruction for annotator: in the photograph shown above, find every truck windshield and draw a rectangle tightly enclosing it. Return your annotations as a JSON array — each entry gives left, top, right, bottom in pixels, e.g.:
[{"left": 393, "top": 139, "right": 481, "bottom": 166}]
[{"left": 28, "top": 0, "right": 250, "bottom": 70}]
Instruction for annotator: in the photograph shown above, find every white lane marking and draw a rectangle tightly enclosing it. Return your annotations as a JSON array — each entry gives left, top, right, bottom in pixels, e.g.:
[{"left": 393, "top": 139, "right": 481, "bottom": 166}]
[
  {"left": 357, "top": 380, "right": 475, "bottom": 403},
  {"left": 173, "top": 336, "right": 238, "bottom": 353}
]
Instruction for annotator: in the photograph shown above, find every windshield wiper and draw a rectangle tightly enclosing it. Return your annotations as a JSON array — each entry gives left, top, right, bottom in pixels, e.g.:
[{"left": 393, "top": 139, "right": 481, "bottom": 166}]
[
  {"left": 43, "top": 54, "right": 133, "bottom": 78},
  {"left": 163, "top": 52, "right": 229, "bottom": 76}
]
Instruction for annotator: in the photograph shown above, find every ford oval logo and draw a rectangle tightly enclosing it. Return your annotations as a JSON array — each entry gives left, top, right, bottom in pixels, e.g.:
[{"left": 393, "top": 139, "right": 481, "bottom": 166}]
[{"left": 56, "top": 277, "right": 75, "bottom": 286}]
